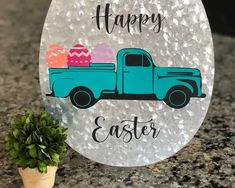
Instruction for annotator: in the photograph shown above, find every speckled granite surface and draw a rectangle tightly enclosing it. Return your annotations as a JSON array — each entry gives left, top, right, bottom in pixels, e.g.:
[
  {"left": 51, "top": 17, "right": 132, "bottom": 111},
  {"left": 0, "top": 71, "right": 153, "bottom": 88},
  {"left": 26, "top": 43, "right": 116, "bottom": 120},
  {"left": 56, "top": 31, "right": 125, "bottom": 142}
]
[{"left": 0, "top": 0, "right": 234, "bottom": 188}]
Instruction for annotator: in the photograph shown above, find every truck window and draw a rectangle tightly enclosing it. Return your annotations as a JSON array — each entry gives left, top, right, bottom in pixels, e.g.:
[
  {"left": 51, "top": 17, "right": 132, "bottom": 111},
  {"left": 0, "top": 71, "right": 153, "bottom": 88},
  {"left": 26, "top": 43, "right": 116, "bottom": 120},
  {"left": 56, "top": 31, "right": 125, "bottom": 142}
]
[
  {"left": 143, "top": 56, "right": 150, "bottom": 67},
  {"left": 126, "top": 54, "right": 142, "bottom": 66}
]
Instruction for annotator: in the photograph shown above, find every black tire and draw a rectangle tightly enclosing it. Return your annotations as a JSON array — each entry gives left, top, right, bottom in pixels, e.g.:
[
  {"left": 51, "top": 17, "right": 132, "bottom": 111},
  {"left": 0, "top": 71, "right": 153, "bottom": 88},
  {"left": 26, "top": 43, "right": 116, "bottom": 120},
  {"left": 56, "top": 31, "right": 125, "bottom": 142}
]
[
  {"left": 164, "top": 86, "right": 191, "bottom": 109},
  {"left": 70, "top": 87, "right": 97, "bottom": 109}
]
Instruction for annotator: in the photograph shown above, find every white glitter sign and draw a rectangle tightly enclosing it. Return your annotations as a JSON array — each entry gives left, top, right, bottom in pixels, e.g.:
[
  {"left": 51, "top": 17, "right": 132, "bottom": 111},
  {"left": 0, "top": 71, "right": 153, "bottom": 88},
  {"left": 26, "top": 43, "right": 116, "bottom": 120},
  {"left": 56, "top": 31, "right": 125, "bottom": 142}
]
[{"left": 39, "top": 0, "right": 214, "bottom": 166}]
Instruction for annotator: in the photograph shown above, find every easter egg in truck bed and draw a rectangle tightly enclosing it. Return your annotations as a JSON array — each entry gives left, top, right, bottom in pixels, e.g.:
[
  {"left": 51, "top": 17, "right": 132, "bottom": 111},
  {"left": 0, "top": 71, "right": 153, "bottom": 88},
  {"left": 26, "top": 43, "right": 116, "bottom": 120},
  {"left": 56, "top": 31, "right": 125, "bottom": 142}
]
[
  {"left": 67, "top": 44, "right": 91, "bottom": 67},
  {"left": 46, "top": 44, "right": 68, "bottom": 68},
  {"left": 91, "top": 43, "right": 115, "bottom": 63}
]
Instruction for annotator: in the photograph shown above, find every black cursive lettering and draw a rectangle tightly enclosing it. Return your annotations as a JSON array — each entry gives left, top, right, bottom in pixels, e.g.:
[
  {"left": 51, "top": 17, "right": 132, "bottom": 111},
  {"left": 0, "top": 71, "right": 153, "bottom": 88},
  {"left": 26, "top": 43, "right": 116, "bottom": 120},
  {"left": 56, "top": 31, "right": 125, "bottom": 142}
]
[
  {"left": 92, "top": 3, "right": 165, "bottom": 34},
  {"left": 92, "top": 116, "right": 161, "bottom": 143}
]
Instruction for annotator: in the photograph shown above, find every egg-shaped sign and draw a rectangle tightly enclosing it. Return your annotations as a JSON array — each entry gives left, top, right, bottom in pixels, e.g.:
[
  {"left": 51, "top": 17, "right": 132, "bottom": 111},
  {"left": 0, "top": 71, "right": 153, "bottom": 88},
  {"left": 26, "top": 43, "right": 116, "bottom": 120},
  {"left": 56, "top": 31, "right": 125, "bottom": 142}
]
[{"left": 39, "top": 0, "right": 214, "bottom": 166}]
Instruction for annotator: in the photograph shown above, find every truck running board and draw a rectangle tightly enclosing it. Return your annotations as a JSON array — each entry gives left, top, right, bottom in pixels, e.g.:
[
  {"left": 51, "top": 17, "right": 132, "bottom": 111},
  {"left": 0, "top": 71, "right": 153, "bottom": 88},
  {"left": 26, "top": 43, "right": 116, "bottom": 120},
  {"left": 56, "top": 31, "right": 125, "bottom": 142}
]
[{"left": 100, "top": 94, "right": 157, "bottom": 101}]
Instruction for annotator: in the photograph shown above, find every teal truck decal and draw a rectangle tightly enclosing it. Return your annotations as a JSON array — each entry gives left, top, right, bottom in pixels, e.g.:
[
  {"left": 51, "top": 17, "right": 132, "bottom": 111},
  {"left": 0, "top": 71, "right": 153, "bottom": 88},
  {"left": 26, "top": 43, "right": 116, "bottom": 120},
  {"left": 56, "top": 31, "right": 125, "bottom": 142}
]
[{"left": 47, "top": 48, "right": 206, "bottom": 109}]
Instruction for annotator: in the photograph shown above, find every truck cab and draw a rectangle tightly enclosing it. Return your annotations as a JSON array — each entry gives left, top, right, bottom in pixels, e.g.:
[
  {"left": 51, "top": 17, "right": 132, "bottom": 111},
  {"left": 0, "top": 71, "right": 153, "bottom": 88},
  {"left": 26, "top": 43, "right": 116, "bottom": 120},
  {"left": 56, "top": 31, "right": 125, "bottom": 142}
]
[{"left": 116, "top": 48, "right": 154, "bottom": 95}]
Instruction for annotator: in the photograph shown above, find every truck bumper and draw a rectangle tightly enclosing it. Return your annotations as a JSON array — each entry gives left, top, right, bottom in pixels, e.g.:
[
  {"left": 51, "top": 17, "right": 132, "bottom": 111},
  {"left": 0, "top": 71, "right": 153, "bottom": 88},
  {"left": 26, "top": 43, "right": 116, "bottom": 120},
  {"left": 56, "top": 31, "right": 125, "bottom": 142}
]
[
  {"left": 198, "top": 93, "right": 206, "bottom": 98},
  {"left": 46, "top": 92, "right": 55, "bottom": 97}
]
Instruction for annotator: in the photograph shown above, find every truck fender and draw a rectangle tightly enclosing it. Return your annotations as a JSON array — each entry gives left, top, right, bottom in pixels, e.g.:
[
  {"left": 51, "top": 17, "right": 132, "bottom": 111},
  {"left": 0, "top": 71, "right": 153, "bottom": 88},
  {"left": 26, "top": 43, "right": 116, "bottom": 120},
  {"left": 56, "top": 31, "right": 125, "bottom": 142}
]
[
  {"left": 52, "top": 78, "right": 75, "bottom": 97},
  {"left": 154, "top": 79, "right": 194, "bottom": 100},
  {"left": 52, "top": 79, "right": 103, "bottom": 99}
]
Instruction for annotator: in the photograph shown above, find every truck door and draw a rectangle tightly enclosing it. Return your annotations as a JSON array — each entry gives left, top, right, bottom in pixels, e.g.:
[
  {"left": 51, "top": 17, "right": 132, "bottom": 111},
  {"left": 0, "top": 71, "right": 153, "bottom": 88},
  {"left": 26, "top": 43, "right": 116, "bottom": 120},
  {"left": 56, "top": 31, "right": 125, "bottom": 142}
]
[{"left": 123, "top": 53, "right": 153, "bottom": 94}]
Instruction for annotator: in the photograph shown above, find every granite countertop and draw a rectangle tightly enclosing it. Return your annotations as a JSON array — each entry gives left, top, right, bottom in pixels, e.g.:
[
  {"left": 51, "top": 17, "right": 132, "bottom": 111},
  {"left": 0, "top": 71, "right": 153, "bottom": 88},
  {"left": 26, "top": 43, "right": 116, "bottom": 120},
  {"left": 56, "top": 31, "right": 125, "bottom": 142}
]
[{"left": 0, "top": 0, "right": 234, "bottom": 187}]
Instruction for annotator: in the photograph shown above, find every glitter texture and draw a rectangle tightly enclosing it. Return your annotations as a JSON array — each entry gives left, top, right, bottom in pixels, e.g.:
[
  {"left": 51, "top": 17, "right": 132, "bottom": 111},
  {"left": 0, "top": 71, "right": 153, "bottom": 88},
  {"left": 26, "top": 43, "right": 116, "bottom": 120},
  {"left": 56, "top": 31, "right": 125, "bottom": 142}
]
[{"left": 39, "top": 0, "right": 214, "bottom": 166}]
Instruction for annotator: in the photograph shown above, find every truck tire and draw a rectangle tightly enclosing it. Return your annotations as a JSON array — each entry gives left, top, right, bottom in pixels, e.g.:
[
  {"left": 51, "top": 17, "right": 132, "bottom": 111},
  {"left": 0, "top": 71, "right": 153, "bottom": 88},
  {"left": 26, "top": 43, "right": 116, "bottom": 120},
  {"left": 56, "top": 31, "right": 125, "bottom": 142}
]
[
  {"left": 164, "top": 86, "right": 191, "bottom": 109},
  {"left": 70, "top": 87, "right": 97, "bottom": 109}
]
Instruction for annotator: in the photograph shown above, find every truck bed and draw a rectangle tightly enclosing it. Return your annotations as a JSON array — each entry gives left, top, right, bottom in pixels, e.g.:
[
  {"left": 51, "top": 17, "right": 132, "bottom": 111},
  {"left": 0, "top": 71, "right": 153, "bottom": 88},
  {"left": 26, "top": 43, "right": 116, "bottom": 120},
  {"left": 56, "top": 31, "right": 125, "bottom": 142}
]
[
  {"left": 49, "top": 63, "right": 116, "bottom": 73},
  {"left": 48, "top": 63, "right": 117, "bottom": 98}
]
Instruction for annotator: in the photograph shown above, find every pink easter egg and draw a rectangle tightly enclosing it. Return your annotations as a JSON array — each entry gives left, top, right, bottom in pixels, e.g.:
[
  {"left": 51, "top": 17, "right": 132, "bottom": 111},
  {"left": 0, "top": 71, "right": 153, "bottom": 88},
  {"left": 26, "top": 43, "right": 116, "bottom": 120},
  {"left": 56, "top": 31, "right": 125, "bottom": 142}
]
[
  {"left": 46, "top": 44, "right": 68, "bottom": 68},
  {"left": 91, "top": 43, "right": 115, "bottom": 63},
  {"left": 67, "top": 44, "right": 91, "bottom": 67}
]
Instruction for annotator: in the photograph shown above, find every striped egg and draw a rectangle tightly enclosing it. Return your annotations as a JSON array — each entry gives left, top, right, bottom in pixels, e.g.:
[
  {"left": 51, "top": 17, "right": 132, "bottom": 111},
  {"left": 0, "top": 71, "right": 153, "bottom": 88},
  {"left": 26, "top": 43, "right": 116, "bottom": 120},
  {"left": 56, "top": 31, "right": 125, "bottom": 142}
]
[
  {"left": 67, "top": 44, "right": 91, "bottom": 67},
  {"left": 46, "top": 44, "right": 68, "bottom": 68}
]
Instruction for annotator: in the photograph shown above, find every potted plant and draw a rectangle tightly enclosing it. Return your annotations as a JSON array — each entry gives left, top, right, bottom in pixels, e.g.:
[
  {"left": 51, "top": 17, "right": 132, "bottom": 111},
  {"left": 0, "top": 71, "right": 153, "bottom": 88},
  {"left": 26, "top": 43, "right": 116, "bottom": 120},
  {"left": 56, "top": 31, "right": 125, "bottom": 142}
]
[{"left": 4, "top": 111, "right": 67, "bottom": 188}]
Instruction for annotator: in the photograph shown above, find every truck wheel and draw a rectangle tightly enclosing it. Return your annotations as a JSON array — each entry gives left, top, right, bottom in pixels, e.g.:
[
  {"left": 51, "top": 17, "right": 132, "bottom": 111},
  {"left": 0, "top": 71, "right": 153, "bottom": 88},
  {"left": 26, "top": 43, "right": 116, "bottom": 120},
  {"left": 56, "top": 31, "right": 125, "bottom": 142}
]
[
  {"left": 70, "top": 87, "right": 96, "bottom": 109},
  {"left": 164, "top": 86, "right": 191, "bottom": 109}
]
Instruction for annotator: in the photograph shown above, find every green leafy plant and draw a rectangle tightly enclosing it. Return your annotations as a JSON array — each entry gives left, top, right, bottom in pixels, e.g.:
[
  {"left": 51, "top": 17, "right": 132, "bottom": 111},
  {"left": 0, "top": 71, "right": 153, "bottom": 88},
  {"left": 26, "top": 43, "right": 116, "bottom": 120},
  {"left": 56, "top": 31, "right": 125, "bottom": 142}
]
[{"left": 4, "top": 111, "right": 67, "bottom": 173}]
